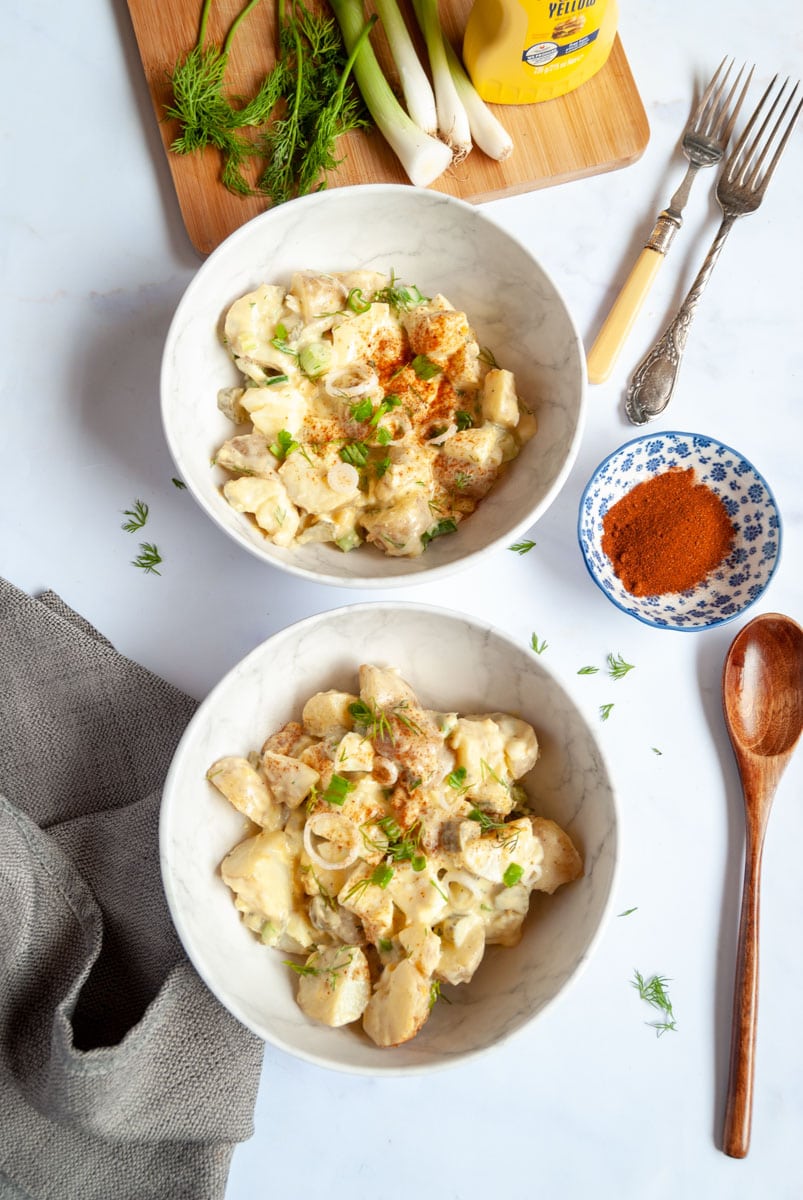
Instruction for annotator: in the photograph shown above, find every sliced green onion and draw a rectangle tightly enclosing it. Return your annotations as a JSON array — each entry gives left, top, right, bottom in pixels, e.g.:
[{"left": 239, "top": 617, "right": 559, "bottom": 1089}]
[
  {"left": 347, "top": 287, "right": 372, "bottom": 313},
  {"left": 298, "top": 340, "right": 332, "bottom": 378},
  {"left": 411, "top": 354, "right": 442, "bottom": 380},
  {"left": 503, "top": 863, "right": 523, "bottom": 887},
  {"left": 421, "top": 517, "right": 457, "bottom": 547},
  {"left": 351, "top": 397, "right": 374, "bottom": 422},
  {"left": 322, "top": 773, "right": 355, "bottom": 805},
  {"left": 269, "top": 429, "right": 300, "bottom": 460},
  {"left": 336, "top": 529, "right": 362, "bottom": 553},
  {"left": 371, "top": 863, "right": 394, "bottom": 888},
  {"left": 340, "top": 441, "right": 369, "bottom": 467}
]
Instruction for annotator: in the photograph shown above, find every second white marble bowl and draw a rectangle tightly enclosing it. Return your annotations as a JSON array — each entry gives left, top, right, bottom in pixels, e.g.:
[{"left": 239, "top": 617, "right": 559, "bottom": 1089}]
[
  {"left": 160, "top": 603, "right": 618, "bottom": 1074},
  {"left": 160, "top": 185, "right": 586, "bottom": 587}
]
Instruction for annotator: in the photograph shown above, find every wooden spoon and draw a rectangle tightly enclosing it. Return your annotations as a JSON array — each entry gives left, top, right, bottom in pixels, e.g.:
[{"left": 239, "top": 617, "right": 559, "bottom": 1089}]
[{"left": 722, "top": 612, "right": 803, "bottom": 1158}]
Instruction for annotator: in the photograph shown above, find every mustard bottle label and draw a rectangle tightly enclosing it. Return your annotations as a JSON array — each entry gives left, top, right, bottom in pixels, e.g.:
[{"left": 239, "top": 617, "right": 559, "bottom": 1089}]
[
  {"left": 523, "top": 1, "right": 606, "bottom": 74},
  {"left": 463, "top": 0, "right": 618, "bottom": 104}
]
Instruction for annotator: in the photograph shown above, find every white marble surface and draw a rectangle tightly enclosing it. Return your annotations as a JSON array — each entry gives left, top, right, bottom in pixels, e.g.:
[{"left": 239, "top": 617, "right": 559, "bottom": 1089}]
[{"left": 2, "top": 0, "right": 802, "bottom": 1195}]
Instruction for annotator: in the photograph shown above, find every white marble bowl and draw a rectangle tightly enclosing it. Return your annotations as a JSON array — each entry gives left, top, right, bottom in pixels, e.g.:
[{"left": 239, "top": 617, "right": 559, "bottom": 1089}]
[
  {"left": 578, "top": 431, "right": 782, "bottom": 631},
  {"left": 160, "top": 604, "right": 618, "bottom": 1074},
  {"left": 161, "top": 185, "right": 586, "bottom": 588}
]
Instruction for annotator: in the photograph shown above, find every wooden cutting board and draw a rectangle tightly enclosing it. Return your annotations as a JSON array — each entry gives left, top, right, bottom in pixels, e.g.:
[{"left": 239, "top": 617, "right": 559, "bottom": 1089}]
[{"left": 126, "top": 0, "right": 649, "bottom": 256}]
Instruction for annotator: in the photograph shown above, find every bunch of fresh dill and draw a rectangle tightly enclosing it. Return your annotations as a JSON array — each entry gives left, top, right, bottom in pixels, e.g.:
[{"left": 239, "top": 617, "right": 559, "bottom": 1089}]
[{"left": 165, "top": 0, "right": 371, "bottom": 202}]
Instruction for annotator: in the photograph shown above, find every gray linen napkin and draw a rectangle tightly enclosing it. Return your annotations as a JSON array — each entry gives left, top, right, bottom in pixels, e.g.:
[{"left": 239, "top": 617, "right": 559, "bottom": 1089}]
[{"left": 0, "top": 578, "right": 263, "bottom": 1200}]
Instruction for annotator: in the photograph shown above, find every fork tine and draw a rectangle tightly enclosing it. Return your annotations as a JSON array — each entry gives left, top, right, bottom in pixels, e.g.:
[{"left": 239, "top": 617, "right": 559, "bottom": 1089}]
[
  {"left": 751, "top": 85, "right": 802, "bottom": 191},
  {"left": 727, "top": 76, "right": 802, "bottom": 190},
  {"left": 741, "top": 79, "right": 790, "bottom": 185},
  {"left": 725, "top": 75, "right": 778, "bottom": 182},
  {"left": 693, "top": 56, "right": 730, "bottom": 128},
  {"left": 711, "top": 64, "right": 754, "bottom": 142}
]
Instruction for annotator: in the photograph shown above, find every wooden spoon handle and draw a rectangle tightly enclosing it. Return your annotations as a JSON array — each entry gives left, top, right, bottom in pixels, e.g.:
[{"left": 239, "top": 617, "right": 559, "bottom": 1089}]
[{"left": 723, "top": 843, "right": 763, "bottom": 1157}]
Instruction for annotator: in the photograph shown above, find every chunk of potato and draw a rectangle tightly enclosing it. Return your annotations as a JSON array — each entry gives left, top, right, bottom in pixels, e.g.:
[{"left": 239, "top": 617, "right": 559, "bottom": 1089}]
[
  {"left": 362, "top": 959, "right": 432, "bottom": 1047},
  {"left": 222, "top": 476, "right": 300, "bottom": 546},
  {"left": 294, "top": 946, "right": 371, "bottom": 1027},
  {"left": 302, "top": 690, "right": 359, "bottom": 738},
  {"left": 221, "top": 829, "right": 315, "bottom": 953},
  {"left": 260, "top": 750, "right": 319, "bottom": 808},
  {"left": 481, "top": 368, "right": 519, "bottom": 429},
  {"left": 207, "top": 756, "right": 282, "bottom": 829},
  {"left": 529, "top": 818, "right": 583, "bottom": 894}
]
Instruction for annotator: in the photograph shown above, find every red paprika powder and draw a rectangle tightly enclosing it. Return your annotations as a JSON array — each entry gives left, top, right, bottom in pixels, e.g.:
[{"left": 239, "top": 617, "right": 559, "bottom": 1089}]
[{"left": 601, "top": 467, "right": 734, "bottom": 597}]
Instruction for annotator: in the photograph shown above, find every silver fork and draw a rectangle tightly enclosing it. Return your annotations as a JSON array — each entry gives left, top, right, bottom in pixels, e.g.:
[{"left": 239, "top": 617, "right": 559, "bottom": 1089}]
[
  {"left": 626, "top": 76, "right": 802, "bottom": 425},
  {"left": 587, "top": 58, "right": 751, "bottom": 384}
]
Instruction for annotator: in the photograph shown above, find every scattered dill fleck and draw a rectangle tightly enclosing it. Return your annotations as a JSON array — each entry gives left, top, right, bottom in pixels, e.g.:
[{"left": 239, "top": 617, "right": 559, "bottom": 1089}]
[
  {"left": 121, "top": 499, "right": 149, "bottom": 533},
  {"left": 577, "top": 665, "right": 599, "bottom": 675},
  {"left": 632, "top": 970, "right": 677, "bottom": 1036},
  {"left": 618, "top": 907, "right": 638, "bottom": 918},
  {"left": 171, "top": 477, "right": 187, "bottom": 489},
  {"left": 132, "top": 542, "right": 162, "bottom": 575},
  {"left": 509, "top": 539, "right": 536, "bottom": 555},
  {"left": 530, "top": 633, "right": 548, "bottom": 654},
  {"left": 607, "top": 653, "right": 635, "bottom": 681},
  {"left": 652, "top": 747, "right": 663, "bottom": 756},
  {"left": 599, "top": 703, "right": 614, "bottom": 722}
]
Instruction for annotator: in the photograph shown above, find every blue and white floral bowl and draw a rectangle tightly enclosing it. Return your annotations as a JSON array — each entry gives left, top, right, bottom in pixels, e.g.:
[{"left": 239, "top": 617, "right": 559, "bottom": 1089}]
[{"left": 577, "top": 432, "right": 782, "bottom": 631}]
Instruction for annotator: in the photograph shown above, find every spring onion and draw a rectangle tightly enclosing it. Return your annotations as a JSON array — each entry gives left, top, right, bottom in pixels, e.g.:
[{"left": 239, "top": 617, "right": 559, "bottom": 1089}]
[
  {"left": 442, "top": 36, "right": 513, "bottom": 161},
  {"left": 411, "top": 0, "right": 471, "bottom": 159},
  {"left": 329, "top": 0, "right": 453, "bottom": 186},
  {"left": 373, "top": 0, "right": 438, "bottom": 135}
]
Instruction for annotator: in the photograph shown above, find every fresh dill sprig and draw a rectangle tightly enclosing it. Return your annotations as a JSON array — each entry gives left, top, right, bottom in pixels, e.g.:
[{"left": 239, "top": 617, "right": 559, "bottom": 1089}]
[
  {"left": 165, "top": 0, "right": 266, "bottom": 194},
  {"left": 509, "top": 539, "right": 536, "bottom": 555},
  {"left": 284, "top": 949, "right": 354, "bottom": 980},
  {"left": 121, "top": 499, "right": 149, "bottom": 533},
  {"left": 632, "top": 970, "right": 677, "bottom": 1036},
  {"left": 132, "top": 542, "right": 163, "bottom": 575},
  {"left": 256, "top": 0, "right": 372, "bottom": 204},
  {"left": 599, "top": 703, "right": 614, "bottom": 722},
  {"left": 530, "top": 633, "right": 548, "bottom": 654},
  {"left": 607, "top": 653, "right": 635, "bottom": 681},
  {"left": 577, "top": 665, "right": 599, "bottom": 675}
]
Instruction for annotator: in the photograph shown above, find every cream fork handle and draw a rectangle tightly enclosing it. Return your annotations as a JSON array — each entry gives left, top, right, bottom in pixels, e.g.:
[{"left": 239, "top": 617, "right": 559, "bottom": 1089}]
[
  {"left": 586, "top": 247, "right": 665, "bottom": 383},
  {"left": 625, "top": 213, "right": 737, "bottom": 424}
]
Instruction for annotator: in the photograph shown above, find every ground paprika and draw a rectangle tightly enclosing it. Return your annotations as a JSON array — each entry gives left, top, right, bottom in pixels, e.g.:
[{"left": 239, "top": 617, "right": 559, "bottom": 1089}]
[{"left": 601, "top": 467, "right": 734, "bottom": 597}]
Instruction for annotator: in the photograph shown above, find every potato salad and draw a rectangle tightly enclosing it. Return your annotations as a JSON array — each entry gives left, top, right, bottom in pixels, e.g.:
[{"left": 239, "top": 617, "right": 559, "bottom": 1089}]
[
  {"left": 208, "top": 665, "right": 582, "bottom": 1048},
  {"left": 214, "top": 271, "right": 536, "bottom": 557}
]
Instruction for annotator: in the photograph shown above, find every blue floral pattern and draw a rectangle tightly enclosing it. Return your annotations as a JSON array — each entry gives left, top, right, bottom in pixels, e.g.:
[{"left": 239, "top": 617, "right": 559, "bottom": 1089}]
[{"left": 577, "top": 431, "right": 782, "bottom": 632}]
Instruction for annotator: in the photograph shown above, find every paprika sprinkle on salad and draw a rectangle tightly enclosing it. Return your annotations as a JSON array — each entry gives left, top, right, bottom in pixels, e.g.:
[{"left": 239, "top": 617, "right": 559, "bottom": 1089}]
[{"left": 602, "top": 468, "right": 734, "bottom": 597}]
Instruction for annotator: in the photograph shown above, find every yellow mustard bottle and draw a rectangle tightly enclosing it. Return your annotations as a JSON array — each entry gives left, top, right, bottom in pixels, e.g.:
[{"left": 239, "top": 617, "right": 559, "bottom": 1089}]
[{"left": 463, "top": 0, "right": 618, "bottom": 104}]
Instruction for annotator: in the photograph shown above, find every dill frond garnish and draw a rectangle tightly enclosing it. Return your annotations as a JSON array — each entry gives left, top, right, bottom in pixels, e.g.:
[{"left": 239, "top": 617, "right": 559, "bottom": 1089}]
[
  {"left": 121, "top": 499, "right": 149, "bottom": 533},
  {"left": 632, "top": 970, "right": 678, "bottom": 1036},
  {"left": 607, "top": 653, "right": 635, "bottom": 681},
  {"left": 132, "top": 543, "right": 163, "bottom": 575}
]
